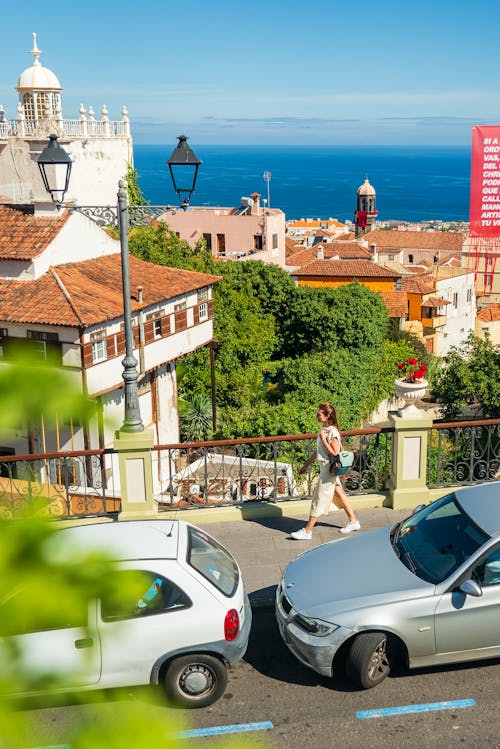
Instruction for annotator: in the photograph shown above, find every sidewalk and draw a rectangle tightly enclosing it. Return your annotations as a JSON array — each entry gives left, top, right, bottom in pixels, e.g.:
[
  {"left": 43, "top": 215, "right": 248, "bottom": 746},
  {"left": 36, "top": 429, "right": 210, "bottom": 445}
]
[{"left": 194, "top": 504, "right": 411, "bottom": 608}]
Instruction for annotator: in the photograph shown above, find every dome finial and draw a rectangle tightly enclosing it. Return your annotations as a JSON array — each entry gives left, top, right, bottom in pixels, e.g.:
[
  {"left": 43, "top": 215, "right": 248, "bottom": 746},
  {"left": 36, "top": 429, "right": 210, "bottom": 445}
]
[{"left": 30, "top": 32, "right": 42, "bottom": 66}]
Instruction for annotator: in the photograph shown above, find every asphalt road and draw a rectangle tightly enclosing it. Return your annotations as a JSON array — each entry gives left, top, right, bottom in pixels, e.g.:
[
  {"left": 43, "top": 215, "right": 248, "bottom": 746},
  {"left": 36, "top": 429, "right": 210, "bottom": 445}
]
[{"left": 22, "top": 606, "right": 500, "bottom": 749}]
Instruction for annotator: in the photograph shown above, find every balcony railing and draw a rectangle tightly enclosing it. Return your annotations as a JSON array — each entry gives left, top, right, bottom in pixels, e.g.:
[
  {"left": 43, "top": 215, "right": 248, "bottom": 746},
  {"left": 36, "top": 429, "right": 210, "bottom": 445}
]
[{"left": 0, "top": 118, "right": 130, "bottom": 140}]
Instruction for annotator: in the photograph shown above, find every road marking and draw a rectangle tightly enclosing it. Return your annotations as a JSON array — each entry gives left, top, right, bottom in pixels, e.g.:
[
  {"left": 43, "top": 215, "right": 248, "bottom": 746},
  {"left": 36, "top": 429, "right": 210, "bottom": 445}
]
[
  {"left": 357, "top": 698, "right": 476, "bottom": 719},
  {"left": 174, "top": 721, "right": 273, "bottom": 739}
]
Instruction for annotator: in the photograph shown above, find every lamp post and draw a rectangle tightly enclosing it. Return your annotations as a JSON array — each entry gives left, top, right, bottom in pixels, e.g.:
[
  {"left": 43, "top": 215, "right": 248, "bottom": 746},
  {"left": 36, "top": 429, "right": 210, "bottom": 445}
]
[{"left": 38, "top": 134, "right": 202, "bottom": 434}]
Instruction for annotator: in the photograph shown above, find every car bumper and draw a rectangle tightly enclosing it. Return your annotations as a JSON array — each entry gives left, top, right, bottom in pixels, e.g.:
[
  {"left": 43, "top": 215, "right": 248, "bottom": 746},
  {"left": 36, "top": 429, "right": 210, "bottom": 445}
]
[{"left": 275, "top": 585, "right": 352, "bottom": 678}]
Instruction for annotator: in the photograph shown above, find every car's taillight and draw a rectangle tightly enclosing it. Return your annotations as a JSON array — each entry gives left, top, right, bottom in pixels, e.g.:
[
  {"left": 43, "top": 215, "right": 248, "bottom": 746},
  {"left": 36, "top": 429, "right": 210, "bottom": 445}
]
[{"left": 224, "top": 608, "right": 240, "bottom": 641}]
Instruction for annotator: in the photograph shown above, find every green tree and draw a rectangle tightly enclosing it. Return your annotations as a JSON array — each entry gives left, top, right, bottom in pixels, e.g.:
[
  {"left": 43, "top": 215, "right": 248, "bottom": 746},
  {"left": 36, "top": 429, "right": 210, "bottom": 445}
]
[{"left": 432, "top": 333, "right": 500, "bottom": 419}]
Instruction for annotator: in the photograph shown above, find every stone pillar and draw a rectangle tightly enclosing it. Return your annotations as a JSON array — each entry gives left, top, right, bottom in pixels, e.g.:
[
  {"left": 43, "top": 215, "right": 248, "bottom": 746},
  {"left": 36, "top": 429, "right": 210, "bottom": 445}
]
[
  {"left": 387, "top": 410, "right": 432, "bottom": 509},
  {"left": 114, "top": 427, "right": 158, "bottom": 519}
]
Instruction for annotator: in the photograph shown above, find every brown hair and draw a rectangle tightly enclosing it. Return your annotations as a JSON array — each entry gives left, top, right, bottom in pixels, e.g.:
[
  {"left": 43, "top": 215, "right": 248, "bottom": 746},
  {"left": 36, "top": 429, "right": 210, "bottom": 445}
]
[{"left": 317, "top": 402, "right": 339, "bottom": 427}]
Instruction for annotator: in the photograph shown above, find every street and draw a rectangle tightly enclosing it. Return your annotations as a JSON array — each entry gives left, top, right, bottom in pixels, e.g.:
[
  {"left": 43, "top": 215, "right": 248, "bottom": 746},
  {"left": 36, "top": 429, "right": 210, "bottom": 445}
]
[{"left": 23, "top": 606, "right": 500, "bottom": 749}]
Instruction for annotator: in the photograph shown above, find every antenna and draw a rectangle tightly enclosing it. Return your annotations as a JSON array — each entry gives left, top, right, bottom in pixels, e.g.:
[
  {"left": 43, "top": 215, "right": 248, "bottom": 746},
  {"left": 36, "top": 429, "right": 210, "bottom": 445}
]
[{"left": 263, "top": 171, "right": 271, "bottom": 208}]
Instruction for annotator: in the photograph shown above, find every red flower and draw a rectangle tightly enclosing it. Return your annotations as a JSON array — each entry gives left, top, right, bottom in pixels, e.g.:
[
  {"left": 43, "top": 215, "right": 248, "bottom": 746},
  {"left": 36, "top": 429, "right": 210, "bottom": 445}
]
[
  {"left": 407, "top": 358, "right": 417, "bottom": 366},
  {"left": 397, "top": 362, "right": 405, "bottom": 370}
]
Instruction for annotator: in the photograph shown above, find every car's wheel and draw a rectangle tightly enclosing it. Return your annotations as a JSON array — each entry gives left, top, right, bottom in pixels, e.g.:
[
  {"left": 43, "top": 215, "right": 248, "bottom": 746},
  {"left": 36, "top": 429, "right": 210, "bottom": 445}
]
[
  {"left": 346, "top": 632, "right": 391, "bottom": 689},
  {"left": 163, "top": 654, "right": 227, "bottom": 708}
]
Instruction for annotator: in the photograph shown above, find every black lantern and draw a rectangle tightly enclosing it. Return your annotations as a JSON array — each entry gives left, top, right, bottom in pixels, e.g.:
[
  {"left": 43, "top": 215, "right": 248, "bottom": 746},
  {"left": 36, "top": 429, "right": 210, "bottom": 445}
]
[
  {"left": 167, "top": 134, "right": 202, "bottom": 207},
  {"left": 37, "top": 134, "right": 72, "bottom": 204}
]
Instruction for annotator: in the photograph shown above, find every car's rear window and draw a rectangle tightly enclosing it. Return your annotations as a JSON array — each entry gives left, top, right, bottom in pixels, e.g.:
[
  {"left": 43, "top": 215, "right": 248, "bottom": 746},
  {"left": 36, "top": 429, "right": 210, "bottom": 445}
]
[{"left": 187, "top": 527, "right": 239, "bottom": 597}]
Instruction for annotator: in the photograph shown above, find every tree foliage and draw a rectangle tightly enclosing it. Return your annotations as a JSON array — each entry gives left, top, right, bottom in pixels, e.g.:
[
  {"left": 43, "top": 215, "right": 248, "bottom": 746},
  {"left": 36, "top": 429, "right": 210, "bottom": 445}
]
[{"left": 432, "top": 332, "right": 500, "bottom": 419}]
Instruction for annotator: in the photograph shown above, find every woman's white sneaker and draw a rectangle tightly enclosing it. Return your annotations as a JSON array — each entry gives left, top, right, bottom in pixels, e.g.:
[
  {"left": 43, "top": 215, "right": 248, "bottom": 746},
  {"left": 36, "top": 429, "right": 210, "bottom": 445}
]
[
  {"left": 339, "top": 521, "right": 360, "bottom": 534},
  {"left": 290, "top": 527, "right": 313, "bottom": 540}
]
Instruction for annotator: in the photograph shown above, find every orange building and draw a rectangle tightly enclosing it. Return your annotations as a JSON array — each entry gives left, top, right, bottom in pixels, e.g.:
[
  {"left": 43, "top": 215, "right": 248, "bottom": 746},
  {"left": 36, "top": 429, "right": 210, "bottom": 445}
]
[{"left": 290, "top": 258, "right": 402, "bottom": 294}]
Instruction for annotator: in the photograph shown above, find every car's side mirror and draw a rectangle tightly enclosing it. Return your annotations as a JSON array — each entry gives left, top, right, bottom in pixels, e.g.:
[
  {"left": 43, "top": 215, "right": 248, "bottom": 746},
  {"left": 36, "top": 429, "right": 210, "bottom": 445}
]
[
  {"left": 411, "top": 503, "right": 426, "bottom": 515},
  {"left": 459, "top": 579, "right": 482, "bottom": 597}
]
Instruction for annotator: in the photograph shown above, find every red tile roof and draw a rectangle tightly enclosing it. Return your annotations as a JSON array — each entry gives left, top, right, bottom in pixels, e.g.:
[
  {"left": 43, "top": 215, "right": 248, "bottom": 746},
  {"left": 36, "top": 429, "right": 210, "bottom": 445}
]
[
  {"left": 402, "top": 275, "right": 435, "bottom": 294},
  {"left": 292, "top": 259, "right": 401, "bottom": 278},
  {"left": 477, "top": 303, "right": 500, "bottom": 322},
  {"left": 0, "top": 205, "right": 70, "bottom": 260},
  {"left": 379, "top": 291, "right": 408, "bottom": 317},
  {"left": 367, "top": 229, "right": 465, "bottom": 251},
  {"left": 286, "top": 248, "right": 316, "bottom": 267},
  {"left": 319, "top": 241, "right": 373, "bottom": 260},
  {"left": 0, "top": 254, "right": 221, "bottom": 327}
]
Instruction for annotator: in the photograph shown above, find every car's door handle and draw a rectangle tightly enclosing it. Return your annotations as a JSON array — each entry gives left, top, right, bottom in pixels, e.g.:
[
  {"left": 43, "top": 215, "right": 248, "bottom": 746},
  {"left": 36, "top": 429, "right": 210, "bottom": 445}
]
[{"left": 74, "top": 637, "right": 93, "bottom": 649}]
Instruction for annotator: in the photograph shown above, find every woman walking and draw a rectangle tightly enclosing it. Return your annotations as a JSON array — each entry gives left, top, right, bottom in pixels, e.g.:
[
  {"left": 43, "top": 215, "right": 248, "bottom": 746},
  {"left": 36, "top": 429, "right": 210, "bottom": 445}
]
[{"left": 291, "top": 402, "right": 360, "bottom": 540}]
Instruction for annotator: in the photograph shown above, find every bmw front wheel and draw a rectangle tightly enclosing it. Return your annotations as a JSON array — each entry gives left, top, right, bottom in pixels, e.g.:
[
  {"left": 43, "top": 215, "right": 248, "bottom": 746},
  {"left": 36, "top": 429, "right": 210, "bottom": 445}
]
[{"left": 346, "top": 632, "right": 391, "bottom": 689}]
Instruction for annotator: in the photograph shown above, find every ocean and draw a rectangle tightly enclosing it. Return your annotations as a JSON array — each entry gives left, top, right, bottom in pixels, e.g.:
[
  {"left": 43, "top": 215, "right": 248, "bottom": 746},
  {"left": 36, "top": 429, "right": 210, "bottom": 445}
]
[{"left": 134, "top": 145, "right": 472, "bottom": 224}]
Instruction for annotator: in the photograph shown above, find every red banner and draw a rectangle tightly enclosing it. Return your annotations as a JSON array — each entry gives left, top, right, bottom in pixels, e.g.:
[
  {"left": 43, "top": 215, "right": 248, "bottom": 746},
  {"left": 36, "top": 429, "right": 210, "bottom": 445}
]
[{"left": 470, "top": 125, "right": 500, "bottom": 237}]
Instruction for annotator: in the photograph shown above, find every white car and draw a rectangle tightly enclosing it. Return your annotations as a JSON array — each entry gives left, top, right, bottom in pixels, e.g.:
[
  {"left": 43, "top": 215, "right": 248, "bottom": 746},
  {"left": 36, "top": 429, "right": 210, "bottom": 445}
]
[{"left": 6, "top": 519, "right": 251, "bottom": 708}]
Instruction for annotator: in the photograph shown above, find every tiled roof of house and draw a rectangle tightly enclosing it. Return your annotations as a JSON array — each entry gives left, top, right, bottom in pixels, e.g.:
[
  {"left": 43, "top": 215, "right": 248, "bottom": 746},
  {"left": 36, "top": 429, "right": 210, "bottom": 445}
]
[
  {"left": 285, "top": 236, "right": 303, "bottom": 257},
  {"left": 286, "top": 248, "right": 316, "bottom": 267},
  {"left": 320, "top": 241, "right": 373, "bottom": 259},
  {"left": 0, "top": 205, "right": 70, "bottom": 260},
  {"left": 477, "top": 302, "right": 500, "bottom": 322},
  {"left": 402, "top": 275, "right": 435, "bottom": 294},
  {"left": 0, "top": 254, "right": 221, "bottom": 327},
  {"left": 292, "top": 259, "right": 401, "bottom": 278},
  {"left": 367, "top": 229, "right": 465, "bottom": 251},
  {"left": 379, "top": 291, "right": 408, "bottom": 317},
  {"left": 422, "top": 295, "right": 451, "bottom": 308}
]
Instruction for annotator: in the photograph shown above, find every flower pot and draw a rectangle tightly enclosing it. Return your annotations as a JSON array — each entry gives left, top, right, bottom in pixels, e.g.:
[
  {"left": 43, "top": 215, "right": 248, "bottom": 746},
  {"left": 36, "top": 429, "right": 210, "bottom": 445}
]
[{"left": 394, "top": 378, "right": 428, "bottom": 401}]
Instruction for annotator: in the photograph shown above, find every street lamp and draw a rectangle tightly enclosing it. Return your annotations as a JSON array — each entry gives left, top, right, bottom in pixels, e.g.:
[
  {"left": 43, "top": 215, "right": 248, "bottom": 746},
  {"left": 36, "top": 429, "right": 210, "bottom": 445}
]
[
  {"left": 37, "top": 134, "right": 72, "bottom": 205},
  {"left": 37, "top": 134, "right": 201, "bottom": 434},
  {"left": 167, "top": 134, "right": 202, "bottom": 208}
]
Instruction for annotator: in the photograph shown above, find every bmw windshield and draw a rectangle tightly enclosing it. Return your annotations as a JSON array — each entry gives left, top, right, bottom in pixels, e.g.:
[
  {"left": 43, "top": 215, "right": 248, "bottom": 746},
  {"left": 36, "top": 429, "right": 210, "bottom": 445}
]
[{"left": 391, "top": 493, "right": 489, "bottom": 584}]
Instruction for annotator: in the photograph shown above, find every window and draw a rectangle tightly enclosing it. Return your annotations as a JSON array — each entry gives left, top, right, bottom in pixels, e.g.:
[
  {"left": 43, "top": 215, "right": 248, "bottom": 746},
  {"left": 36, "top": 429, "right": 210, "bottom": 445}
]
[
  {"left": 187, "top": 527, "right": 239, "bottom": 597},
  {"left": 467, "top": 288, "right": 472, "bottom": 303},
  {"left": 217, "top": 234, "right": 226, "bottom": 256},
  {"left": 90, "top": 330, "right": 107, "bottom": 363},
  {"left": 254, "top": 235, "right": 263, "bottom": 251},
  {"left": 202, "top": 233, "right": 212, "bottom": 251},
  {"left": 27, "top": 330, "right": 60, "bottom": 361},
  {"left": 198, "top": 288, "right": 208, "bottom": 302},
  {"left": 198, "top": 302, "right": 208, "bottom": 320},
  {"left": 272, "top": 233, "right": 279, "bottom": 250},
  {"left": 100, "top": 570, "right": 191, "bottom": 622},
  {"left": 453, "top": 293, "right": 458, "bottom": 309},
  {"left": 474, "top": 547, "right": 500, "bottom": 587},
  {"left": 146, "top": 310, "right": 164, "bottom": 339},
  {"left": 174, "top": 301, "right": 186, "bottom": 312},
  {"left": 408, "top": 254, "right": 414, "bottom": 264}
]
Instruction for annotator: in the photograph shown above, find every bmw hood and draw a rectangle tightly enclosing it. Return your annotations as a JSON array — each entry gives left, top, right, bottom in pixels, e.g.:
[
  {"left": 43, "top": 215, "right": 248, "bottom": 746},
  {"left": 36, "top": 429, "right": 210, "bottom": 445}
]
[{"left": 283, "top": 526, "right": 433, "bottom": 620}]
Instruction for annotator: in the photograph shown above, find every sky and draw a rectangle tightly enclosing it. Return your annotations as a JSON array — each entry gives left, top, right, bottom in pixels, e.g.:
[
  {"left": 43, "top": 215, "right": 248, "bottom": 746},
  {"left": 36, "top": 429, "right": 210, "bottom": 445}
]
[{"left": 1, "top": 0, "right": 500, "bottom": 145}]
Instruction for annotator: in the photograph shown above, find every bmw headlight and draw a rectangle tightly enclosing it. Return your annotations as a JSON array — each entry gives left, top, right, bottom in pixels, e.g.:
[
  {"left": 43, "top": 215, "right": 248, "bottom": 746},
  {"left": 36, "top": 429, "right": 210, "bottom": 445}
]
[{"left": 294, "top": 613, "right": 339, "bottom": 637}]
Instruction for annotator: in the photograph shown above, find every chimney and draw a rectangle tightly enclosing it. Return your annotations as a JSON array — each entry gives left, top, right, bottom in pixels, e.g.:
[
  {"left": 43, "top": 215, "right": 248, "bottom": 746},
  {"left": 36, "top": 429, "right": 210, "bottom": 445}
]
[
  {"left": 317, "top": 245, "right": 324, "bottom": 260},
  {"left": 250, "top": 192, "right": 261, "bottom": 215}
]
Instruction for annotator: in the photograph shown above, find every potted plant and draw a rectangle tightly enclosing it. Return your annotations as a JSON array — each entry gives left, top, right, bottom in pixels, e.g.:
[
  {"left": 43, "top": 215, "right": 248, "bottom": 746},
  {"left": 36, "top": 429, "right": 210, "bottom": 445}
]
[{"left": 395, "top": 358, "right": 428, "bottom": 400}]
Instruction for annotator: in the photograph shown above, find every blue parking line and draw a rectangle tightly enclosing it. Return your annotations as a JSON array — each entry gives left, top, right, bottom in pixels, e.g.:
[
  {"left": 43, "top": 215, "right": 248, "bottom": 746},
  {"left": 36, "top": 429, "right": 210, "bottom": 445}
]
[
  {"left": 174, "top": 720, "right": 273, "bottom": 739},
  {"left": 357, "top": 698, "right": 476, "bottom": 719}
]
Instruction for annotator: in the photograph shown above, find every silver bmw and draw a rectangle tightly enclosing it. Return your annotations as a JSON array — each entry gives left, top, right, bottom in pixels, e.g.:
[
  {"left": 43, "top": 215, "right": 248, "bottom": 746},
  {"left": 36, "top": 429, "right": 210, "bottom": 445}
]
[{"left": 275, "top": 482, "right": 500, "bottom": 689}]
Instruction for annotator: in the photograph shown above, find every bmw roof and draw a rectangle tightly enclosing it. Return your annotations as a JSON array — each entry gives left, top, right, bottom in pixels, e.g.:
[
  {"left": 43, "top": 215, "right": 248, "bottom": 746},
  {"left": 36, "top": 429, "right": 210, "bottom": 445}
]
[{"left": 455, "top": 482, "right": 500, "bottom": 537}]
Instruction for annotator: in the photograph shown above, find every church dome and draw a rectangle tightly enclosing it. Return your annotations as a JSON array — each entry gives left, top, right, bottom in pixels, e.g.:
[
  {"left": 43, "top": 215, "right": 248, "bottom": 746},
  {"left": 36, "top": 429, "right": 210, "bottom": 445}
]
[
  {"left": 16, "top": 34, "right": 61, "bottom": 92},
  {"left": 357, "top": 177, "right": 376, "bottom": 196}
]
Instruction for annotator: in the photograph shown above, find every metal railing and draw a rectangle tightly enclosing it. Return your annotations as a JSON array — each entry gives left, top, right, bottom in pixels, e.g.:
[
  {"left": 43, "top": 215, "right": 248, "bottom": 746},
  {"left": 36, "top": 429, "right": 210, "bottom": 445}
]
[
  {"left": 428, "top": 419, "right": 500, "bottom": 487},
  {"left": 0, "top": 449, "right": 118, "bottom": 519},
  {"left": 151, "top": 428, "right": 393, "bottom": 510},
  {"left": 1, "top": 418, "right": 499, "bottom": 520}
]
